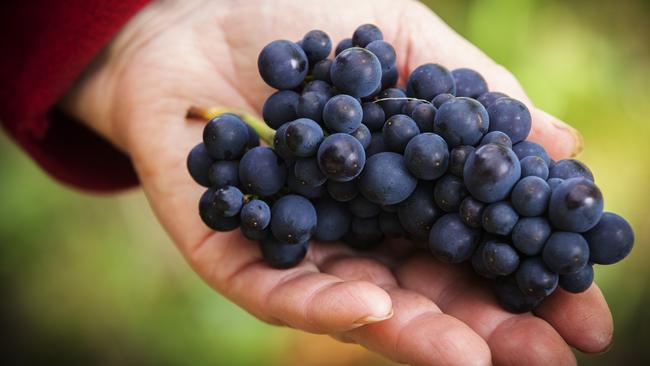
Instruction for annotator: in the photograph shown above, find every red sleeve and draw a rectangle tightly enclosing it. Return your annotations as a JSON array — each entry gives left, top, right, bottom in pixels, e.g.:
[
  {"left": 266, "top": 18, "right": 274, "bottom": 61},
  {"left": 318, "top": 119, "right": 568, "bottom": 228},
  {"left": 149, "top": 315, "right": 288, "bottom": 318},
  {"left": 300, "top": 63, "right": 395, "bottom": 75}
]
[{"left": 0, "top": 0, "right": 151, "bottom": 192}]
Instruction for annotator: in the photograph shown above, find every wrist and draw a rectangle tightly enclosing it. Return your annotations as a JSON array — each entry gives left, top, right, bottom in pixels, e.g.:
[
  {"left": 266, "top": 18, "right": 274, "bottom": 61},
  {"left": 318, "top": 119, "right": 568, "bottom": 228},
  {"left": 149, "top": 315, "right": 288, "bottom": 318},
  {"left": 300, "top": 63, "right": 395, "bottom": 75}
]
[{"left": 59, "top": 0, "right": 206, "bottom": 153}]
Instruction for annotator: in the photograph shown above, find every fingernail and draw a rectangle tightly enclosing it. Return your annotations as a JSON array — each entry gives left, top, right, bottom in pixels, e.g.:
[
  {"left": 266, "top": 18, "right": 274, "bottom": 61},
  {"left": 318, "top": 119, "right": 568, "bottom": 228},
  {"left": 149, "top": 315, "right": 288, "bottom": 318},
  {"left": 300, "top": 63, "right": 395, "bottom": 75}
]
[
  {"left": 353, "top": 308, "right": 394, "bottom": 326},
  {"left": 594, "top": 331, "right": 614, "bottom": 355},
  {"left": 595, "top": 337, "right": 614, "bottom": 355},
  {"left": 542, "top": 110, "right": 584, "bottom": 157}
]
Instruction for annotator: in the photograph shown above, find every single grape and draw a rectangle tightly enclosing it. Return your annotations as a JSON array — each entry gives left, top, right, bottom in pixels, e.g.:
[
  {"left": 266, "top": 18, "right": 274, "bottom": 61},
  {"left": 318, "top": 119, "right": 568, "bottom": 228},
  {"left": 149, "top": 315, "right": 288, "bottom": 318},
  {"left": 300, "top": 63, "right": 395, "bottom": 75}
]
[
  {"left": 479, "top": 131, "right": 512, "bottom": 148},
  {"left": 432, "top": 93, "right": 454, "bottom": 108},
  {"left": 295, "top": 91, "right": 329, "bottom": 123},
  {"left": 347, "top": 216, "right": 383, "bottom": 250},
  {"left": 542, "top": 231, "right": 590, "bottom": 274},
  {"left": 520, "top": 156, "right": 549, "bottom": 179},
  {"left": 429, "top": 213, "right": 481, "bottom": 264},
  {"left": 239, "top": 147, "right": 286, "bottom": 196},
  {"left": 240, "top": 199, "right": 271, "bottom": 230},
  {"left": 494, "top": 276, "right": 545, "bottom": 314},
  {"left": 203, "top": 114, "right": 249, "bottom": 160},
  {"left": 187, "top": 143, "right": 214, "bottom": 187},
  {"left": 323, "top": 94, "right": 363, "bottom": 133},
  {"left": 512, "top": 140, "right": 551, "bottom": 166},
  {"left": 406, "top": 63, "right": 456, "bottom": 100},
  {"left": 451, "top": 68, "right": 488, "bottom": 98},
  {"left": 317, "top": 133, "right": 366, "bottom": 182},
  {"left": 312, "top": 59, "right": 332, "bottom": 83},
  {"left": 559, "top": 264, "right": 594, "bottom": 293},
  {"left": 379, "top": 212, "right": 405, "bottom": 238},
  {"left": 376, "top": 88, "right": 407, "bottom": 117},
  {"left": 487, "top": 97, "right": 532, "bottom": 144},
  {"left": 482, "top": 201, "right": 519, "bottom": 235},
  {"left": 351, "top": 124, "right": 371, "bottom": 149},
  {"left": 448, "top": 145, "right": 475, "bottom": 177},
  {"left": 382, "top": 114, "right": 420, "bottom": 153},
  {"left": 549, "top": 159, "right": 594, "bottom": 181},
  {"left": 548, "top": 177, "right": 603, "bottom": 232},
  {"left": 463, "top": 143, "right": 521, "bottom": 203},
  {"left": 259, "top": 237, "right": 308, "bottom": 269},
  {"left": 434, "top": 174, "right": 469, "bottom": 212},
  {"left": 459, "top": 197, "right": 486, "bottom": 229},
  {"left": 584, "top": 212, "right": 634, "bottom": 265},
  {"left": 294, "top": 157, "right": 326, "bottom": 187},
  {"left": 410, "top": 103, "right": 437, "bottom": 133},
  {"left": 365, "top": 40, "right": 396, "bottom": 72},
  {"left": 516, "top": 257, "right": 559, "bottom": 297},
  {"left": 330, "top": 47, "right": 382, "bottom": 97},
  {"left": 262, "top": 90, "right": 300, "bottom": 129},
  {"left": 511, "top": 176, "right": 551, "bottom": 217},
  {"left": 397, "top": 183, "right": 443, "bottom": 241},
  {"left": 313, "top": 197, "right": 352, "bottom": 241},
  {"left": 335, "top": 38, "right": 353, "bottom": 56},
  {"left": 482, "top": 241, "right": 520, "bottom": 276},
  {"left": 358, "top": 152, "right": 418, "bottom": 205},
  {"left": 434, "top": 97, "right": 489, "bottom": 147},
  {"left": 361, "top": 102, "right": 386, "bottom": 132},
  {"left": 303, "top": 80, "right": 334, "bottom": 98},
  {"left": 198, "top": 188, "right": 241, "bottom": 231},
  {"left": 365, "top": 132, "right": 386, "bottom": 157},
  {"left": 404, "top": 133, "right": 449, "bottom": 180},
  {"left": 258, "top": 40, "right": 308, "bottom": 89},
  {"left": 476, "top": 91, "right": 508, "bottom": 110},
  {"left": 284, "top": 118, "right": 324, "bottom": 157},
  {"left": 208, "top": 160, "right": 239, "bottom": 188},
  {"left": 512, "top": 217, "right": 552, "bottom": 256},
  {"left": 300, "top": 29, "right": 332, "bottom": 63},
  {"left": 270, "top": 195, "right": 317, "bottom": 244},
  {"left": 352, "top": 24, "right": 383, "bottom": 47},
  {"left": 326, "top": 180, "right": 358, "bottom": 202}
]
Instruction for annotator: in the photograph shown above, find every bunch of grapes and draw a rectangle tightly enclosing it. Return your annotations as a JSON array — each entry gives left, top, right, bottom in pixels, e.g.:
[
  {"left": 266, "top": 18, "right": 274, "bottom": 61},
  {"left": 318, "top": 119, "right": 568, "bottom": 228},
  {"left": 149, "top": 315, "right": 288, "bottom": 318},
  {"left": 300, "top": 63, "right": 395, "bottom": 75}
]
[{"left": 187, "top": 24, "right": 634, "bottom": 313}]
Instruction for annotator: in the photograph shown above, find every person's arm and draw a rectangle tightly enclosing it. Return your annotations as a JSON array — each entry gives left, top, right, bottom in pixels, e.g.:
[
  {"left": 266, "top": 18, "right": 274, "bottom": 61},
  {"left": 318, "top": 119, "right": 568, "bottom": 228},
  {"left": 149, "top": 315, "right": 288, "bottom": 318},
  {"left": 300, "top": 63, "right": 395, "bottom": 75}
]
[{"left": 0, "top": 0, "right": 150, "bottom": 191}]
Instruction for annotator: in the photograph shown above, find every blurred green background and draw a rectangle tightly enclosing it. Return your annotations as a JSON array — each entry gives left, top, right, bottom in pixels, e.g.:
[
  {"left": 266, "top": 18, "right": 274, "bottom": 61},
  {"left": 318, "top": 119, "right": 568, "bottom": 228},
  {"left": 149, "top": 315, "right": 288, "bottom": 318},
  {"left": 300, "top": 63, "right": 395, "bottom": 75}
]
[{"left": 1, "top": 0, "right": 648, "bottom": 364}]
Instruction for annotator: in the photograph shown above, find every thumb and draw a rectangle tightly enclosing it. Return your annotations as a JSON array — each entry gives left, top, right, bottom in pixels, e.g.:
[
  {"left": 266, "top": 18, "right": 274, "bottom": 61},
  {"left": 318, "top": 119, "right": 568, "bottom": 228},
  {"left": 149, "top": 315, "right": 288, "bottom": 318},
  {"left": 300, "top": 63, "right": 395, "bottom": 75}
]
[{"left": 391, "top": 0, "right": 582, "bottom": 159}]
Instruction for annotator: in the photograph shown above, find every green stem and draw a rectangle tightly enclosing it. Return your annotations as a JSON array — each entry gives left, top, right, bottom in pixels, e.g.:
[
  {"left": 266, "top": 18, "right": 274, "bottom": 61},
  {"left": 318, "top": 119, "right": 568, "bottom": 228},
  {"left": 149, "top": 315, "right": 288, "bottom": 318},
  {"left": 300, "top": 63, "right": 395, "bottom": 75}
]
[{"left": 187, "top": 105, "right": 276, "bottom": 146}]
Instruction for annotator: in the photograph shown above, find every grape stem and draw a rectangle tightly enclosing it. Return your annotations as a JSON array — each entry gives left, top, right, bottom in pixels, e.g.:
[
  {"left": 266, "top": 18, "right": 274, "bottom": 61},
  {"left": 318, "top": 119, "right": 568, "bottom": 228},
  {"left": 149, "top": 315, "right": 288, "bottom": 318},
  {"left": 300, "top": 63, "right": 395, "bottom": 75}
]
[
  {"left": 372, "top": 97, "right": 433, "bottom": 105},
  {"left": 186, "top": 105, "right": 276, "bottom": 146}
]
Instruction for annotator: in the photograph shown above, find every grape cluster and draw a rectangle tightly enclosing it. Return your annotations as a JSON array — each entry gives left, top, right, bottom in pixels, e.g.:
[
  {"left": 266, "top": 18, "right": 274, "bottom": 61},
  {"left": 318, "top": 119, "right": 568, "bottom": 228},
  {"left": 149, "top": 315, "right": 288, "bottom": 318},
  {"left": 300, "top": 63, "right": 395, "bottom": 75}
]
[{"left": 187, "top": 24, "right": 634, "bottom": 313}]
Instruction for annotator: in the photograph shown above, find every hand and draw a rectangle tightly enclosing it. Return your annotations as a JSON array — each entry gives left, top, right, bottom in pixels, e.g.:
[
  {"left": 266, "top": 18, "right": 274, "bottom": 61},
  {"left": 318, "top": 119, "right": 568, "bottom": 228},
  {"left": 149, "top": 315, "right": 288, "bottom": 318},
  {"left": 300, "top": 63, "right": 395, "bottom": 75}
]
[{"left": 62, "top": 1, "right": 610, "bottom": 365}]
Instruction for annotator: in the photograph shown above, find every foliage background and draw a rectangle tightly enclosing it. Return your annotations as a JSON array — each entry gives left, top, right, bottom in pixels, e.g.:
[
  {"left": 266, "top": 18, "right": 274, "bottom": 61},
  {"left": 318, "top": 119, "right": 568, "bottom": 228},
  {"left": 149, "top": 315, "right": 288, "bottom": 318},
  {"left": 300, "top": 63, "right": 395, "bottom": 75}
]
[{"left": 1, "top": 0, "right": 648, "bottom": 364}]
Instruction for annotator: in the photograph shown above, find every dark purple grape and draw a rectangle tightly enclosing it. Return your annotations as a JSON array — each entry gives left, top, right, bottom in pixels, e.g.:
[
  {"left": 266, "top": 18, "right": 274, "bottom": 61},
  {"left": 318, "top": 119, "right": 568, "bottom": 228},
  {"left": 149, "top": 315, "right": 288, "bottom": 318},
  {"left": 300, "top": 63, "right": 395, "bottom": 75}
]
[
  {"left": 451, "top": 68, "right": 488, "bottom": 98},
  {"left": 432, "top": 93, "right": 454, "bottom": 108},
  {"left": 584, "top": 212, "right": 634, "bottom": 265},
  {"left": 259, "top": 237, "right": 308, "bottom": 269},
  {"left": 494, "top": 276, "right": 545, "bottom": 314},
  {"left": 317, "top": 133, "right": 366, "bottom": 182},
  {"left": 542, "top": 231, "right": 590, "bottom": 274},
  {"left": 404, "top": 133, "right": 449, "bottom": 180},
  {"left": 406, "top": 63, "right": 456, "bottom": 100},
  {"left": 410, "top": 103, "right": 437, "bottom": 133},
  {"left": 434, "top": 174, "right": 469, "bottom": 212},
  {"left": 487, "top": 97, "right": 532, "bottom": 144},
  {"left": 285, "top": 118, "right": 324, "bottom": 157},
  {"left": 300, "top": 30, "right": 332, "bottom": 63},
  {"left": 240, "top": 199, "right": 271, "bottom": 230},
  {"left": 459, "top": 197, "right": 485, "bottom": 229},
  {"left": 326, "top": 180, "right": 358, "bottom": 202},
  {"left": 312, "top": 59, "right": 333, "bottom": 83},
  {"left": 351, "top": 124, "right": 371, "bottom": 149},
  {"left": 516, "top": 257, "right": 558, "bottom": 297},
  {"left": 258, "top": 40, "right": 308, "bottom": 90},
  {"left": 512, "top": 217, "right": 551, "bottom": 256},
  {"left": 208, "top": 160, "right": 239, "bottom": 188},
  {"left": 323, "top": 94, "right": 363, "bottom": 133},
  {"left": 377, "top": 88, "right": 407, "bottom": 117},
  {"left": 397, "top": 183, "right": 443, "bottom": 241},
  {"left": 313, "top": 197, "right": 352, "bottom": 241},
  {"left": 429, "top": 213, "right": 481, "bottom": 264},
  {"left": 476, "top": 91, "right": 508, "bottom": 109},
  {"left": 352, "top": 24, "right": 383, "bottom": 47},
  {"left": 187, "top": 143, "right": 214, "bottom": 187},
  {"left": 449, "top": 145, "right": 475, "bottom": 177},
  {"left": 479, "top": 131, "right": 512, "bottom": 148},
  {"left": 335, "top": 38, "right": 353, "bottom": 56},
  {"left": 512, "top": 140, "right": 551, "bottom": 165},
  {"left": 239, "top": 147, "right": 286, "bottom": 196},
  {"left": 262, "top": 90, "right": 300, "bottom": 129},
  {"left": 434, "top": 97, "right": 489, "bottom": 147},
  {"left": 511, "top": 176, "right": 551, "bottom": 217},
  {"left": 382, "top": 114, "right": 420, "bottom": 153},
  {"left": 199, "top": 188, "right": 241, "bottom": 231},
  {"left": 549, "top": 159, "right": 594, "bottom": 181},
  {"left": 463, "top": 143, "right": 521, "bottom": 203},
  {"left": 330, "top": 47, "right": 382, "bottom": 97},
  {"left": 203, "top": 114, "right": 249, "bottom": 160},
  {"left": 520, "top": 156, "right": 549, "bottom": 179},
  {"left": 358, "top": 152, "right": 418, "bottom": 205},
  {"left": 548, "top": 178, "right": 603, "bottom": 232},
  {"left": 482, "top": 241, "right": 520, "bottom": 276},
  {"left": 482, "top": 201, "right": 519, "bottom": 236},
  {"left": 270, "top": 195, "right": 317, "bottom": 244},
  {"left": 361, "top": 102, "right": 386, "bottom": 132}
]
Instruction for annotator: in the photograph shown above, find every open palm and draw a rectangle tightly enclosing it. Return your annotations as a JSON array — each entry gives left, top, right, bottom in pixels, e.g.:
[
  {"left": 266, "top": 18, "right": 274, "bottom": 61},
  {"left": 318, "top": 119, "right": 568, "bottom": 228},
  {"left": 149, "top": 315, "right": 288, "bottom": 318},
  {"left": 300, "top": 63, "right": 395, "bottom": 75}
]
[{"left": 63, "top": 0, "right": 611, "bottom": 365}]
